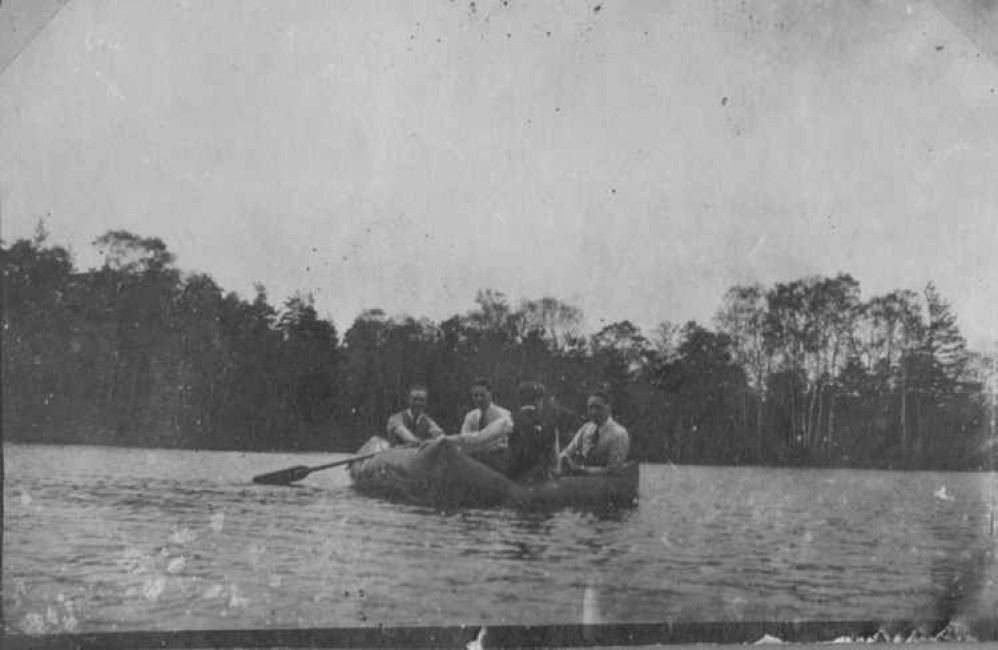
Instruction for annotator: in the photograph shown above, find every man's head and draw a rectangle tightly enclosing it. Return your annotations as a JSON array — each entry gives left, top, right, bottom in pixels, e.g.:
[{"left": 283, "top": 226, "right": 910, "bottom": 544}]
[
  {"left": 470, "top": 377, "right": 493, "bottom": 409},
  {"left": 517, "top": 381, "right": 546, "bottom": 408},
  {"left": 586, "top": 390, "right": 612, "bottom": 425},
  {"left": 407, "top": 385, "right": 429, "bottom": 414}
]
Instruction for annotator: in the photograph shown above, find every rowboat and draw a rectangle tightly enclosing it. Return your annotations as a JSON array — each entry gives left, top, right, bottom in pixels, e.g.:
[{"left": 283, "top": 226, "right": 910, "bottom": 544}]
[{"left": 347, "top": 436, "right": 639, "bottom": 511}]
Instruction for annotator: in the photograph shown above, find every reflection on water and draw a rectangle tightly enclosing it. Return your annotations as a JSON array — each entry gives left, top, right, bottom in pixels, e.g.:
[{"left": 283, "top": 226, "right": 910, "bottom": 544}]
[{"left": 3, "top": 444, "right": 995, "bottom": 633}]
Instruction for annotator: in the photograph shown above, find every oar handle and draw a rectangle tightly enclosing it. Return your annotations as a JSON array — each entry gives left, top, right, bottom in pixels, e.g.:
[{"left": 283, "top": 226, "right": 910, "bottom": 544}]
[
  {"left": 251, "top": 450, "right": 384, "bottom": 485},
  {"left": 308, "top": 451, "right": 380, "bottom": 472}
]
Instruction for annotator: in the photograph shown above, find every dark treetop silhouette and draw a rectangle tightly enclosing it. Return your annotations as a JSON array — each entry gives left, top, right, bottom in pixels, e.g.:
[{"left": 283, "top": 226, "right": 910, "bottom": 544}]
[{"left": 2, "top": 225, "right": 993, "bottom": 471}]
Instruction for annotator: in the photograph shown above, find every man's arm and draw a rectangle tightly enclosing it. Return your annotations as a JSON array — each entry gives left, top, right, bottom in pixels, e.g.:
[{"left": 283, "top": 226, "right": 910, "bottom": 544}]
[
  {"left": 386, "top": 413, "right": 420, "bottom": 445},
  {"left": 459, "top": 411, "right": 476, "bottom": 434},
  {"left": 542, "top": 424, "right": 559, "bottom": 474},
  {"left": 452, "top": 414, "right": 512, "bottom": 449},
  {"left": 425, "top": 415, "right": 445, "bottom": 438},
  {"left": 558, "top": 425, "right": 584, "bottom": 461}
]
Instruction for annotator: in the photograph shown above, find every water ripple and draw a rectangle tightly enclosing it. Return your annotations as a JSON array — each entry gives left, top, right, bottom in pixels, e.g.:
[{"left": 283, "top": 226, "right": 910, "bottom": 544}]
[{"left": 4, "top": 444, "right": 995, "bottom": 632}]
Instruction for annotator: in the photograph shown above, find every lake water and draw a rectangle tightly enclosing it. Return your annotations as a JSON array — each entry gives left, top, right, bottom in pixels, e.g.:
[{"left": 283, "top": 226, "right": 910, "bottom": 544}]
[{"left": 3, "top": 443, "right": 996, "bottom": 635}]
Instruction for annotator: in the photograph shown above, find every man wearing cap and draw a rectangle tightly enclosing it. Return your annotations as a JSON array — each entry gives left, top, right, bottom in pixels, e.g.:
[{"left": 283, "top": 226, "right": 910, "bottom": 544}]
[{"left": 506, "top": 381, "right": 558, "bottom": 482}]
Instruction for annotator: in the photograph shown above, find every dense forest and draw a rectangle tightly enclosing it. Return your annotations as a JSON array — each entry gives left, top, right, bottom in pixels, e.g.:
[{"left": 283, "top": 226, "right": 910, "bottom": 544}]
[{"left": 2, "top": 224, "right": 995, "bottom": 470}]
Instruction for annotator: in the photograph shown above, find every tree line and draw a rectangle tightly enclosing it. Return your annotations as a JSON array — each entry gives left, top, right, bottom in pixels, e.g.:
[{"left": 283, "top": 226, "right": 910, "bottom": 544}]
[{"left": 2, "top": 225, "right": 994, "bottom": 470}]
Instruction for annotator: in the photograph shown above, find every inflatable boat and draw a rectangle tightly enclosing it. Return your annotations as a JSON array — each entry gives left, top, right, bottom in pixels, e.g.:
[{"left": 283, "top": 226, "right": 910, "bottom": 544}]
[{"left": 347, "top": 436, "right": 639, "bottom": 511}]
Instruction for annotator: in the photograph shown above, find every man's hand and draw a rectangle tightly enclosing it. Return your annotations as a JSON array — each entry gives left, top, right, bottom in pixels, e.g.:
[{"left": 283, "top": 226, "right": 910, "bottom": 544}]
[
  {"left": 392, "top": 425, "right": 421, "bottom": 446},
  {"left": 417, "top": 437, "right": 441, "bottom": 451},
  {"left": 443, "top": 434, "right": 467, "bottom": 449}
]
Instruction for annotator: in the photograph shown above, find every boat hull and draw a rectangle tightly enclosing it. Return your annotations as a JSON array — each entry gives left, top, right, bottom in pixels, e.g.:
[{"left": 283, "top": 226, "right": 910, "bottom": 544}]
[{"left": 348, "top": 437, "right": 639, "bottom": 511}]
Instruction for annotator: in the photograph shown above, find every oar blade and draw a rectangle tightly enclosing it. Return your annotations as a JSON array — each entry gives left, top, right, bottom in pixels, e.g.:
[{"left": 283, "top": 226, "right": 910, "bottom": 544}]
[{"left": 252, "top": 465, "right": 311, "bottom": 485}]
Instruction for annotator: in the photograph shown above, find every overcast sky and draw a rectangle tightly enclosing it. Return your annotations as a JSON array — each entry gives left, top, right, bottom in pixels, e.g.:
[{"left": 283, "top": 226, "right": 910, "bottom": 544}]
[{"left": 2, "top": 0, "right": 996, "bottom": 346}]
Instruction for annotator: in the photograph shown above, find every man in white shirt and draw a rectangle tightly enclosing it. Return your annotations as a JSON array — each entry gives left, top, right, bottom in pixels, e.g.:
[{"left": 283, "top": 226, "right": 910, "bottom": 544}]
[
  {"left": 559, "top": 390, "right": 630, "bottom": 475},
  {"left": 447, "top": 377, "right": 513, "bottom": 473}
]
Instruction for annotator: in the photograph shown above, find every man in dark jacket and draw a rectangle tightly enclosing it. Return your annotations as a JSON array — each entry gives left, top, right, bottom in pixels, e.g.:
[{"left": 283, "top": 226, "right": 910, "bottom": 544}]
[
  {"left": 506, "top": 381, "right": 558, "bottom": 482},
  {"left": 385, "top": 385, "right": 445, "bottom": 446}
]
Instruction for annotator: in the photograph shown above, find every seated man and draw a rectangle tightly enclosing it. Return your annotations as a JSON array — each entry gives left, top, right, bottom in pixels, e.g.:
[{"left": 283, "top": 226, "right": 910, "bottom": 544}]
[
  {"left": 385, "top": 385, "right": 445, "bottom": 446},
  {"left": 447, "top": 377, "right": 513, "bottom": 474},
  {"left": 559, "top": 390, "right": 630, "bottom": 475},
  {"left": 506, "top": 381, "right": 558, "bottom": 483}
]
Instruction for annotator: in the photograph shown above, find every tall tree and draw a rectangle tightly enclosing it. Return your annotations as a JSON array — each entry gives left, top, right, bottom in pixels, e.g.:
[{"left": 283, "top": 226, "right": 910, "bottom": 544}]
[
  {"left": 1, "top": 222, "right": 75, "bottom": 437},
  {"left": 518, "top": 296, "right": 584, "bottom": 352},
  {"left": 810, "top": 274, "right": 862, "bottom": 452},
  {"left": 716, "top": 283, "right": 771, "bottom": 459},
  {"left": 921, "top": 282, "right": 971, "bottom": 401},
  {"left": 865, "top": 290, "right": 923, "bottom": 456},
  {"left": 591, "top": 320, "right": 651, "bottom": 419},
  {"left": 653, "top": 322, "right": 747, "bottom": 463}
]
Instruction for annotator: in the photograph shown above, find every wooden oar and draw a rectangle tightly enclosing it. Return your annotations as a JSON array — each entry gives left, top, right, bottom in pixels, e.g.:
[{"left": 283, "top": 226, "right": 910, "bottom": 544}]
[{"left": 252, "top": 451, "right": 381, "bottom": 485}]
